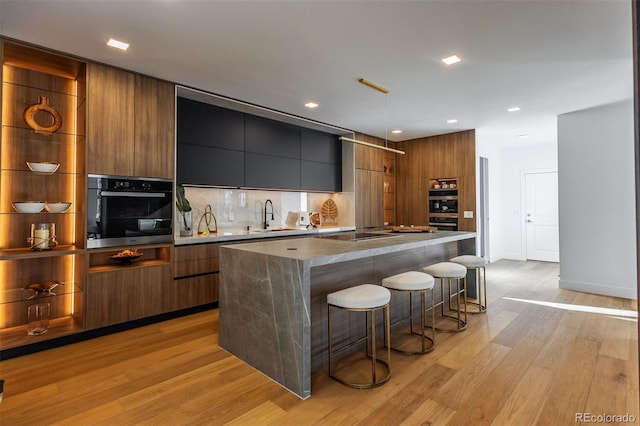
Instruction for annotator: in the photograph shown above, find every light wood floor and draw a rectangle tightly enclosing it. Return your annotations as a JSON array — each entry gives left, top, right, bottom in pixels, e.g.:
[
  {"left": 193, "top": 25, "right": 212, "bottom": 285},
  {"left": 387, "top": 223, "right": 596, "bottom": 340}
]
[{"left": 1, "top": 260, "right": 638, "bottom": 425}]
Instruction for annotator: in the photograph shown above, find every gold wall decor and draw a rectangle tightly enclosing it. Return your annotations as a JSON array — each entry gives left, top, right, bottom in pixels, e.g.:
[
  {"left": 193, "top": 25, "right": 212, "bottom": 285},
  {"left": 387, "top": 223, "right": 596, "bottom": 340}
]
[{"left": 23, "top": 95, "right": 62, "bottom": 135}]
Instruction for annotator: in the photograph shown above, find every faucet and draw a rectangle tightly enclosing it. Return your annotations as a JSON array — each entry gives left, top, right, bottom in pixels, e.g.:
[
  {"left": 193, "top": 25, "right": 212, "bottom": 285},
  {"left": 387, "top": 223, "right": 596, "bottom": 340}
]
[{"left": 264, "top": 199, "right": 274, "bottom": 229}]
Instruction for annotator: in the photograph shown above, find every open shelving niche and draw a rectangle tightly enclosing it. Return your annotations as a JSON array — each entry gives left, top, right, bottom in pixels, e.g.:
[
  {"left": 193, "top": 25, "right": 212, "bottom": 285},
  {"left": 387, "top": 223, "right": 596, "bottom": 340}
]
[{"left": 0, "top": 41, "right": 87, "bottom": 350}]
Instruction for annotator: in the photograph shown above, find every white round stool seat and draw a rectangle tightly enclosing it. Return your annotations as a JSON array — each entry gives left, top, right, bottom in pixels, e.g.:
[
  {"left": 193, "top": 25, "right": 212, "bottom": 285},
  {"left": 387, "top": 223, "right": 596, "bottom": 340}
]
[
  {"left": 382, "top": 271, "right": 435, "bottom": 291},
  {"left": 450, "top": 255, "right": 486, "bottom": 268},
  {"left": 327, "top": 284, "right": 390, "bottom": 309},
  {"left": 423, "top": 262, "right": 467, "bottom": 278}
]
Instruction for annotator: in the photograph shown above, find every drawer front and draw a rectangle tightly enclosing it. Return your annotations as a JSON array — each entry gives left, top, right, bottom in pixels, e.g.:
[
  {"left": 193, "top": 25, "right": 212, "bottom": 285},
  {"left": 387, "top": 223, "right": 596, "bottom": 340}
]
[{"left": 173, "top": 274, "right": 219, "bottom": 311}]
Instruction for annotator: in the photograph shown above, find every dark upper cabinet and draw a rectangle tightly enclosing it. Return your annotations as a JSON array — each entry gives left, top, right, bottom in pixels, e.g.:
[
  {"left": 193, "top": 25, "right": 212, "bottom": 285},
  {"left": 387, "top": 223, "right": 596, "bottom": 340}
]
[
  {"left": 245, "top": 116, "right": 301, "bottom": 159},
  {"left": 301, "top": 161, "right": 341, "bottom": 192},
  {"left": 177, "top": 144, "right": 244, "bottom": 187},
  {"left": 245, "top": 153, "right": 300, "bottom": 189},
  {"left": 177, "top": 97, "right": 244, "bottom": 151},
  {"left": 176, "top": 97, "right": 341, "bottom": 191},
  {"left": 301, "top": 129, "right": 341, "bottom": 164}
]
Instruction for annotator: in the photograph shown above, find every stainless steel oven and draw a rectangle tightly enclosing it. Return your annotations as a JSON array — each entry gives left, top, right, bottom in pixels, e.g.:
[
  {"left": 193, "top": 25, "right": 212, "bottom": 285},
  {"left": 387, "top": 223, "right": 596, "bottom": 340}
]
[{"left": 87, "top": 175, "right": 173, "bottom": 249}]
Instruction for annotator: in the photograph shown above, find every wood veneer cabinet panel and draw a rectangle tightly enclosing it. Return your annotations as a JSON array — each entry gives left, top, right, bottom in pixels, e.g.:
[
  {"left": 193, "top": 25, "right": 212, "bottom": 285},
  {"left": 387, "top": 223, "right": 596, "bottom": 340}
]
[
  {"left": 86, "top": 63, "right": 135, "bottom": 175},
  {"left": 85, "top": 264, "right": 172, "bottom": 329},
  {"left": 172, "top": 274, "right": 218, "bottom": 311},
  {"left": 355, "top": 169, "right": 383, "bottom": 229},
  {"left": 396, "top": 130, "right": 476, "bottom": 231},
  {"left": 174, "top": 244, "right": 219, "bottom": 276},
  {"left": 134, "top": 75, "right": 175, "bottom": 179}
]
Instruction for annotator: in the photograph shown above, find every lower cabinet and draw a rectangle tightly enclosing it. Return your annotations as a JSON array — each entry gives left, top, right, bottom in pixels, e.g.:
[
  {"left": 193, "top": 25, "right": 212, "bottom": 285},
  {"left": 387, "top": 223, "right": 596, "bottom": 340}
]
[
  {"left": 85, "top": 264, "right": 173, "bottom": 329},
  {"left": 173, "top": 243, "right": 220, "bottom": 310},
  {"left": 172, "top": 274, "right": 219, "bottom": 311}
]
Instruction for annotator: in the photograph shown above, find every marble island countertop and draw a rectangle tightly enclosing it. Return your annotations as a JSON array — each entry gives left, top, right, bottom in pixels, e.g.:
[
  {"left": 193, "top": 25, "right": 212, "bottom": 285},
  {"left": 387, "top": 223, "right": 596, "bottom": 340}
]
[
  {"left": 218, "top": 229, "right": 477, "bottom": 398},
  {"left": 221, "top": 230, "right": 476, "bottom": 267}
]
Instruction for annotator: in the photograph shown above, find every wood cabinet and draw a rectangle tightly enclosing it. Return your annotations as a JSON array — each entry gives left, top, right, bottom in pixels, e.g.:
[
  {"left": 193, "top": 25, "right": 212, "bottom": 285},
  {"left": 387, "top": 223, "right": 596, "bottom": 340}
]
[
  {"left": 383, "top": 151, "right": 397, "bottom": 226},
  {"left": 86, "top": 63, "right": 134, "bottom": 175},
  {"left": 173, "top": 243, "right": 220, "bottom": 311},
  {"left": 87, "top": 63, "right": 174, "bottom": 178},
  {"left": 354, "top": 134, "right": 385, "bottom": 229},
  {"left": 396, "top": 130, "right": 476, "bottom": 231},
  {"left": 134, "top": 75, "right": 175, "bottom": 179},
  {"left": 0, "top": 41, "right": 87, "bottom": 351},
  {"left": 85, "top": 244, "right": 172, "bottom": 329}
]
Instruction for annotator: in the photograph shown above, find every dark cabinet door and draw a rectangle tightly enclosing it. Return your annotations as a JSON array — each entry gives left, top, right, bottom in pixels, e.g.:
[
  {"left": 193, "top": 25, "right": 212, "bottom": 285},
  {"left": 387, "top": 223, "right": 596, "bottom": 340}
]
[
  {"left": 245, "top": 115, "right": 301, "bottom": 159},
  {"left": 245, "top": 153, "right": 300, "bottom": 189},
  {"left": 301, "top": 129, "right": 341, "bottom": 164},
  {"left": 177, "top": 97, "right": 245, "bottom": 151},
  {"left": 177, "top": 144, "right": 244, "bottom": 187},
  {"left": 301, "top": 160, "right": 341, "bottom": 192}
]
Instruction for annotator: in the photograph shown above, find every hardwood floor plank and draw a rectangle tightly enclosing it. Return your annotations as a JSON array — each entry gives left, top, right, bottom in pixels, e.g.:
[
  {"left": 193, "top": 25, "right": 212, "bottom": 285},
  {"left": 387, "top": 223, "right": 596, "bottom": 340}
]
[
  {"left": 490, "top": 365, "right": 555, "bottom": 425},
  {"left": 535, "top": 336, "right": 601, "bottom": 425},
  {"left": 433, "top": 342, "right": 511, "bottom": 411},
  {"left": 0, "top": 260, "right": 636, "bottom": 425}
]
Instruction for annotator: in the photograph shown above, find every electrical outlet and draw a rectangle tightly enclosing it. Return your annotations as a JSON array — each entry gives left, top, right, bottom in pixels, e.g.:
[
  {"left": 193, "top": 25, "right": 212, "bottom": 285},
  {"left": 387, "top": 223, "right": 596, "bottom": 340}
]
[{"left": 464, "top": 211, "right": 474, "bottom": 219}]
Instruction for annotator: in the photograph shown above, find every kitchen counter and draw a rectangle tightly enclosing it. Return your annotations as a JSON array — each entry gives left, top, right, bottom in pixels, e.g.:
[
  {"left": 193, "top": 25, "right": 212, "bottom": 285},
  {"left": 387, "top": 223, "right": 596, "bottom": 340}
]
[
  {"left": 218, "top": 230, "right": 476, "bottom": 398},
  {"left": 174, "top": 226, "right": 355, "bottom": 245}
]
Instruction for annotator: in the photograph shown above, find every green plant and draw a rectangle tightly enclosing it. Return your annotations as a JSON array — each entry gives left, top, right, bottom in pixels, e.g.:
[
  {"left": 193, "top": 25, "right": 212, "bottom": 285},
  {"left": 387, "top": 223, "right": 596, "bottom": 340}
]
[{"left": 176, "top": 184, "right": 192, "bottom": 230}]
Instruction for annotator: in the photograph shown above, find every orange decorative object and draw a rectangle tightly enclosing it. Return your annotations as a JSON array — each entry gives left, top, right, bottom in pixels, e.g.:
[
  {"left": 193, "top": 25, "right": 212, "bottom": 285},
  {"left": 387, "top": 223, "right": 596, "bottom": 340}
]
[
  {"left": 321, "top": 199, "right": 338, "bottom": 223},
  {"left": 23, "top": 96, "right": 62, "bottom": 135}
]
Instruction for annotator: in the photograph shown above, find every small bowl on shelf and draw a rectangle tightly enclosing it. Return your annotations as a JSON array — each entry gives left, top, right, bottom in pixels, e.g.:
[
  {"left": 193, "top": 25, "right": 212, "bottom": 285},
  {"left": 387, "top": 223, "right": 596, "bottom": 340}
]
[
  {"left": 109, "top": 249, "right": 143, "bottom": 265},
  {"left": 12, "top": 201, "right": 45, "bottom": 213},
  {"left": 26, "top": 162, "right": 60, "bottom": 175},
  {"left": 44, "top": 202, "right": 71, "bottom": 213}
]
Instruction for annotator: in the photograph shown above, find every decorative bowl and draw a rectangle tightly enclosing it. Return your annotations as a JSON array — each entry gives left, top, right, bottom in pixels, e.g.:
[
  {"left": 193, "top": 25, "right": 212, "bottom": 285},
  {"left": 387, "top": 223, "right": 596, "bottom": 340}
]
[
  {"left": 26, "top": 162, "right": 60, "bottom": 175},
  {"left": 44, "top": 202, "right": 71, "bottom": 213},
  {"left": 12, "top": 201, "right": 45, "bottom": 213},
  {"left": 109, "top": 249, "right": 143, "bottom": 265}
]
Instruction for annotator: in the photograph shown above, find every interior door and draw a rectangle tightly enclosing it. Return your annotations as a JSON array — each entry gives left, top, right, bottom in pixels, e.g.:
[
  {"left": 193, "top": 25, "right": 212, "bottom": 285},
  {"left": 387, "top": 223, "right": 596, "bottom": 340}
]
[{"left": 525, "top": 171, "right": 559, "bottom": 262}]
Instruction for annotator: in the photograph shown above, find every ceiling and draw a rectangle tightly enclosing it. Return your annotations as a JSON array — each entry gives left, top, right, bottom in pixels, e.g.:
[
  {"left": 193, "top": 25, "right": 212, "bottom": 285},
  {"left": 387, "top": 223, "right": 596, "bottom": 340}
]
[{"left": 0, "top": 0, "right": 633, "bottom": 146}]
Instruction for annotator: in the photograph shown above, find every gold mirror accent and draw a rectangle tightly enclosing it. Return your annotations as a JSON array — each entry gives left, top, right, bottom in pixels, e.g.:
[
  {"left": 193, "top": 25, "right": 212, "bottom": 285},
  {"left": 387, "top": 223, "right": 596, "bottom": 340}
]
[{"left": 198, "top": 204, "right": 218, "bottom": 236}]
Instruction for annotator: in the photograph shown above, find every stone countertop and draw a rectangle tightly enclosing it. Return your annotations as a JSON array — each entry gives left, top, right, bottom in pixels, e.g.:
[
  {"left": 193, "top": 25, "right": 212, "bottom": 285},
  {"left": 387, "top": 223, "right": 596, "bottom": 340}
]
[
  {"left": 220, "top": 230, "right": 476, "bottom": 267},
  {"left": 174, "top": 226, "right": 355, "bottom": 245}
]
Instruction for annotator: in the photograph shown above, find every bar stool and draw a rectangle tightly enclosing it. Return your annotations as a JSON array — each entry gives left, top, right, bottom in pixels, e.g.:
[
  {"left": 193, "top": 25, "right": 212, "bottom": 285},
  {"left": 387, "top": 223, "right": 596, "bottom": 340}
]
[
  {"left": 422, "top": 262, "right": 467, "bottom": 332},
  {"left": 382, "top": 271, "right": 436, "bottom": 354},
  {"left": 450, "top": 255, "right": 487, "bottom": 314},
  {"left": 327, "top": 284, "right": 391, "bottom": 388}
]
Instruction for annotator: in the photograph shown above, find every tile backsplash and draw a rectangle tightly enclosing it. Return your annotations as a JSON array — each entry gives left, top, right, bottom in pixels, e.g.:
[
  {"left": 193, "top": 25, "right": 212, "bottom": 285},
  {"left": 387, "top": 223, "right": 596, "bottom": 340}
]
[{"left": 177, "top": 187, "right": 354, "bottom": 236}]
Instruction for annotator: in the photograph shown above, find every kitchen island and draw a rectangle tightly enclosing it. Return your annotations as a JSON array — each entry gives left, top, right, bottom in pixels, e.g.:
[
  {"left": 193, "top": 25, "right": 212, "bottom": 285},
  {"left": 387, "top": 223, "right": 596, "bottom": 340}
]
[{"left": 218, "top": 230, "right": 476, "bottom": 398}]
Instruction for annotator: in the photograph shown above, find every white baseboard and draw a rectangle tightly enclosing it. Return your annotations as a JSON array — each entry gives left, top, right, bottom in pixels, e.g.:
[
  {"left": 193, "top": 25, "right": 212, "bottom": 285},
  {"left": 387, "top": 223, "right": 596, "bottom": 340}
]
[{"left": 559, "top": 279, "right": 637, "bottom": 300}]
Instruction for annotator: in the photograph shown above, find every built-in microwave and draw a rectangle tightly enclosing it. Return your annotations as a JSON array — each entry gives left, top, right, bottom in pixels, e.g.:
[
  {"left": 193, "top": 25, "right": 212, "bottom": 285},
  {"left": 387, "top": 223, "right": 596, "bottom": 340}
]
[{"left": 87, "top": 175, "right": 173, "bottom": 249}]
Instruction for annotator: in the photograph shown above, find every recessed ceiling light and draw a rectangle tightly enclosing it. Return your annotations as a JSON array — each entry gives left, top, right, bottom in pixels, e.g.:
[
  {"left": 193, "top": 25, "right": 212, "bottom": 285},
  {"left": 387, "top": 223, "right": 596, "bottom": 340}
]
[
  {"left": 446, "top": 119, "right": 458, "bottom": 124},
  {"left": 508, "top": 107, "right": 521, "bottom": 112},
  {"left": 107, "top": 38, "right": 130, "bottom": 51},
  {"left": 304, "top": 102, "right": 318, "bottom": 109},
  {"left": 517, "top": 133, "right": 528, "bottom": 139},
  {"left": 391, "top": 129, "right": 402, "bottom": 134},
  {"left": 441, "top": 55, "right": 461, "bottom": 66}
]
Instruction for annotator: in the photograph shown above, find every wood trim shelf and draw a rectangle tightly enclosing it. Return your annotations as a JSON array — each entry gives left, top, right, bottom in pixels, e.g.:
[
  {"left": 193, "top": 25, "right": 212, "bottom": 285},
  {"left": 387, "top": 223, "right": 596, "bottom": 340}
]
[
  {"left": 0, "top": 245, "right": 82, "bottom": 260},
  {"left": 0, "top": 315, "right": 83, "bottom": 351},
  {"left": 88, "top": 259, "right": 171, "bottom": 274}
]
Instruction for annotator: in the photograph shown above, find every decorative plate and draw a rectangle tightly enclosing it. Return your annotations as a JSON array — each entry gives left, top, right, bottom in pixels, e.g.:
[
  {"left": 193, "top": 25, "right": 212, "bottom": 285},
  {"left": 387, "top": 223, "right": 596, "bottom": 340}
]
[{"left": 321, "top": 199, "right": 338, "bottom": 223}]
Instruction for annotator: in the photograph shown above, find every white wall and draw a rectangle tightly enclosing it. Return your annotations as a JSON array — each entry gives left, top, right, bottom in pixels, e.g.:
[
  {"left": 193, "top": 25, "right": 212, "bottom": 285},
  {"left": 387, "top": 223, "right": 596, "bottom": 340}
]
[{"left": 557, "top": 100, "right": 637, "bottom": 299}]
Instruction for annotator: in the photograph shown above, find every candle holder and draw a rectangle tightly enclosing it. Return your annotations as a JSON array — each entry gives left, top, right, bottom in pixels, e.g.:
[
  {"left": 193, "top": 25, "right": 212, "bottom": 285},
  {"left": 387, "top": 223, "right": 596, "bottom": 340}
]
[{"left": 27, "top": 223, "right": 58, "bottom": 251}]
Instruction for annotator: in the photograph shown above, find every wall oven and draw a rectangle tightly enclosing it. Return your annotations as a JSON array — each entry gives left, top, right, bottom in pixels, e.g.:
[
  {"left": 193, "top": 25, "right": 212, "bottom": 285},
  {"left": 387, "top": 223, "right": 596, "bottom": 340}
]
[{"left": 87, "top": 175, "right": 173, "bottom": 249}]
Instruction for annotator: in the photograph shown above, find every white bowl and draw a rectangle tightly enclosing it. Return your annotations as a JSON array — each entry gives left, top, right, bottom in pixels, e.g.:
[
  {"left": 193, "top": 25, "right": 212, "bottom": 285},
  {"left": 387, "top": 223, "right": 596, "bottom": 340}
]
[
  {"left": 12, "top": 201, "right": 45, "bottom": 213},
  {"left": 44, "top": 202, "right": 71, "bottom": 213},
  {"left": 26, "top": 162, "right": 60, "bottom": 175}
]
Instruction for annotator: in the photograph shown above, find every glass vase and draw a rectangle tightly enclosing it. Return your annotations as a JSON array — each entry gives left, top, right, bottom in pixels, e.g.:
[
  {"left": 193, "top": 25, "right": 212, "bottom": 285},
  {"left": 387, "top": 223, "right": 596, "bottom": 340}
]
[{"left": 179, "top": 211, "right": 193, "bottom": 237}]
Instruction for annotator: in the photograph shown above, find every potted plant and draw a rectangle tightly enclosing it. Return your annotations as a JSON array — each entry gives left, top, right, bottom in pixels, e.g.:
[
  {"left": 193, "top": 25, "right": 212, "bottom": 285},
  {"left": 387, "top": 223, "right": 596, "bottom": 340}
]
[{"left": 176, "top": 184, "right": 193, "bottom": 237}]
